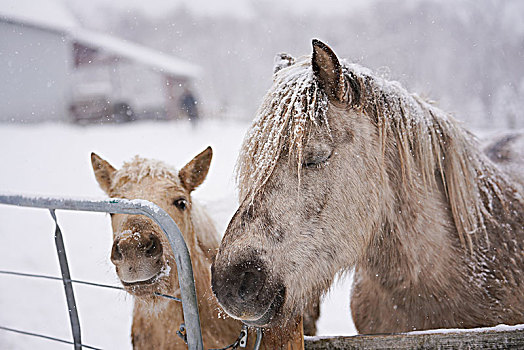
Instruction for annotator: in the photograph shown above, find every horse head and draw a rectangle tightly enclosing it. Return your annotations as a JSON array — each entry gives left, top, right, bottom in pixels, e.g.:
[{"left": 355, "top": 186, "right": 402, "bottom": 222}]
[
  {"left": 91, "top": 148, "right": 213, "bottom": 306},
  {"left": 212, "top": 40, "right": 383, "bottom": 328},
  {"left": 213, "top": 37, "right": 524, "bottom": 334}
]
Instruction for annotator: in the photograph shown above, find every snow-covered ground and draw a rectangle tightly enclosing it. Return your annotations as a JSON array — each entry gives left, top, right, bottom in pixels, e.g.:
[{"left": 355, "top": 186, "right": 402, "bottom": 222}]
[{"left": 0, "top": 120, "right": 356, "bottom": 349}]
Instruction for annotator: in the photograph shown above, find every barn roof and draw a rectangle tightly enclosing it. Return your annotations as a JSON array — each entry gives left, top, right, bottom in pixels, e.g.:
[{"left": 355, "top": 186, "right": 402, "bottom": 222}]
[
  {"left": 0, "top": 0, "right": 200, "bottom": 79},
  {"left": 0, "top": 0, "right": 78, "bottom": 33},
  {"left": 72, "top": 29, "right": 201, "bottom": 78}
]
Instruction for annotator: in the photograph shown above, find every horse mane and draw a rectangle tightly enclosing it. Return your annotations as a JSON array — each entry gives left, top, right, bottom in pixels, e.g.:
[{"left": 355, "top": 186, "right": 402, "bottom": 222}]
[{"left": 238, "top": 56, "right": 518, "bottom": 252}]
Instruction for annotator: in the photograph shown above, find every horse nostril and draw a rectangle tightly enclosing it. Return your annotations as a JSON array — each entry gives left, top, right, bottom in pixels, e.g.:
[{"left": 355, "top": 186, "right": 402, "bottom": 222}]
[
  {"left": 145, "top": 235, "right": 163, "bottom": 258},
  {"left": 238, "top": 270, "right": 265, "bottom": 301},
  {"left": 111, "top": 240, "right": 123, "bottom": 262}
]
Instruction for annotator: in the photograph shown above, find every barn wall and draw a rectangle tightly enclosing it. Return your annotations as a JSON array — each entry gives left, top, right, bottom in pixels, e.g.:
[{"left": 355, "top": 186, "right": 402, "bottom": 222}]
[
  {"left": 115, "top": 62, "right": 166, "bottom": 115},
  {"left": 0, "top": 21, "right": 72, "bottom": 122},
  {"left": 71, "top": 59, "right": 181, "bottom": 120}
]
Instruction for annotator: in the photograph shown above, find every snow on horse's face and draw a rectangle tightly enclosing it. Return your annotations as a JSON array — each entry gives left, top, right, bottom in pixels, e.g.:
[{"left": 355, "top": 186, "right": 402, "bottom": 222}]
[
  {"left": 91, "top": 148, "right": 212, "bottom": 305},
  {"left": 212, "top": 40, "right": 382, "bottom": 328}
]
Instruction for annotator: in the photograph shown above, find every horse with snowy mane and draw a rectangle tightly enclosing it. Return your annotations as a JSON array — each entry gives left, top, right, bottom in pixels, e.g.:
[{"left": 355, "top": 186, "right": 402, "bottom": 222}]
[
  {"left": 211, "top": 39, "right": 524, "bottom": 339},
  {"left": 91, "top": 148, "right": 313, "bottom": 349}
]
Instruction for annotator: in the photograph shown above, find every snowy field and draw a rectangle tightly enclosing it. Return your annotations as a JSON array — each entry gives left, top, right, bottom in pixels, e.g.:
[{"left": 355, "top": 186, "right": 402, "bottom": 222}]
[{"left": 0, "top": 120, "right": 356, "bottom": 349}]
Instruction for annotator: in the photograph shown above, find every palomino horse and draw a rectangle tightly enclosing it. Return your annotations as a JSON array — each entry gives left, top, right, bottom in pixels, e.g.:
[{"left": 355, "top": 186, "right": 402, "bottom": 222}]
[
  {"left": 211, "top": 39, "right": 524, "bottom": 338},
  {"left": 91, "top": 148, "right": 247, "bottom": 349},
  {"left": 91, "top": 149, "right": 312, "bottom": 349}
]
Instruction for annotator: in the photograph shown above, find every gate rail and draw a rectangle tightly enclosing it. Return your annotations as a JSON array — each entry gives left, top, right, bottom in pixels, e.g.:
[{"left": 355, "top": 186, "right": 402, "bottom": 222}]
[{"left": 0, "top": 194, "right": 204, "bottom": 350}]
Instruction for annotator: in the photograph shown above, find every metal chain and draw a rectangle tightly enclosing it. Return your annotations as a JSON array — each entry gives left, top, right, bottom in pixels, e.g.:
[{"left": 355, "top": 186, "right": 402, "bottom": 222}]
[
  {"left": 209, "top": 324, "right": 248, "bottom": 350},
  {"left": 209, "top": 325, "right": 263, "bottom": 350}
]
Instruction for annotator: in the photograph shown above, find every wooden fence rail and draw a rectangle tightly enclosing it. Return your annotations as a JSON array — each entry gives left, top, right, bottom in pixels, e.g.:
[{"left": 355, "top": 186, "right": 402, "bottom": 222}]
[{"left": 304, "top": 326, "right": 524, "bottom": 349}]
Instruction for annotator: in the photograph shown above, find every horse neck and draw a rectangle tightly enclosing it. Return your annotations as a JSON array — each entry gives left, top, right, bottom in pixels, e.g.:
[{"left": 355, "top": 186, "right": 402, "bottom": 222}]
[
  {"left": 360, "top": 141, "right": 469, "bottom": 294},
  {"left": 355, "top": 138, "right": 524, "bottom": 330},
  {"left": 361, "top": 122, "right": 522, "bottom": 286}
]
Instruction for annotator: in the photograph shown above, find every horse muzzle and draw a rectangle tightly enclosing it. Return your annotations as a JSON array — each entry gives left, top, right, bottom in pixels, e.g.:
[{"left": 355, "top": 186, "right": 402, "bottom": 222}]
[
  {"left": 111, "top": 230, "right": 166, "bottom": 294},
  {"left": 211, "top": 256, "right": 286, "bottom": 327}
]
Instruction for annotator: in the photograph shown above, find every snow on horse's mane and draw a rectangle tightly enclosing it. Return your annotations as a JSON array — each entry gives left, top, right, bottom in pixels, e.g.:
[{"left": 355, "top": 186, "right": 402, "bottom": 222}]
[
  {"left": 237, "top": 56, "right": 330, "bottom": 203},
  {"left": 113, "top": 156, "right": 181, "bottom": 185},
  {"left": 237, "top": 54, "right": 514, "bottom": 252}
]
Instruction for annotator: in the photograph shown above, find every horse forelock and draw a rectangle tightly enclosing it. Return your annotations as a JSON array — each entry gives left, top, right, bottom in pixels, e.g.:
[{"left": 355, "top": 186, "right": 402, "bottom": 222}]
[
  {"left": 111, "top": 156, "right": 181, "bottom": 191},
  {"left": 237, "top": 56, "right": 330, "bottom": 202},
  {"left": 238, "top": 56, "right": 520, "bottom": 252}
]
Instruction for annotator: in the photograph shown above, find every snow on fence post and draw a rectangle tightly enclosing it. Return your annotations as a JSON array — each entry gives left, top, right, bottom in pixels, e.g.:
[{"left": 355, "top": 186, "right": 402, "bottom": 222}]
[{"left": 0, "top": 194, "right": 204, "bottom": 350}]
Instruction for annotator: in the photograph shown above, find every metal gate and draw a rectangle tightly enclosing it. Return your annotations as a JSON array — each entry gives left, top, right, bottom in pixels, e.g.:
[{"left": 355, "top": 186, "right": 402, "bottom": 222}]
[{"left": 0, "top": 194, "right": 204, "bottom": 350}]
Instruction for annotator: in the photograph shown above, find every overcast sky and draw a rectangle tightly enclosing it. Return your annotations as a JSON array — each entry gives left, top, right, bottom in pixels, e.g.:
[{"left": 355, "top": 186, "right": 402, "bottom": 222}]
[{"left": 67, "top": 0, "right": 371, "bottom": 18}]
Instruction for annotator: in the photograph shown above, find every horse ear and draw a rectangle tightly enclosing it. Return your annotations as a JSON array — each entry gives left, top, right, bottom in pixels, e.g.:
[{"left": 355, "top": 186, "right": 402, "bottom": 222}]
[
  {"left": 91, "top": 152, "right": 116, "bottom": 194},
  {"left": 179, "top": 146, "right": 213, "bottom": 192},
  {"left": 274, "top": 53, "right": 295, "bottom": 74},
  {"left": 312, "top": 39, "right": 347, "bottom": 103}
]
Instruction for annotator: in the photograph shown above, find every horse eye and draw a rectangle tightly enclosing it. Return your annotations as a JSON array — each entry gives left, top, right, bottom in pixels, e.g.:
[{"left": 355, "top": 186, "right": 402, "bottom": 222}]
[
  {"left": 304, "top": 161, "right": 319, "bottom": 168},
  {"left": 304, "top": 150, "right": 333, "bottom": 169},
  {"left": 173, "top": 198, "right": 187, "bottom": 210}
]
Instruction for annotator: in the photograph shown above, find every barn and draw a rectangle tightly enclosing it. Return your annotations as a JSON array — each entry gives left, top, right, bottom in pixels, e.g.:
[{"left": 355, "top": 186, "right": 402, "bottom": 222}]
[{"left": 0, "top": 0, "right": 200, "bottom": 123}]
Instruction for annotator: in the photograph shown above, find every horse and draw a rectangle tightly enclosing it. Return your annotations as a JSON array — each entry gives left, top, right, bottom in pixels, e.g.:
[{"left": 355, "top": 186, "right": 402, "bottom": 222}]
[
  {"left": 91, "top": 149, "right": 312, "bottom": 349},
  {"left": 211, "top": 39, "right": 524, "bottom": 338},
  {"left": 91, "top": 148, "right": 248, "bottom": 349}
]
